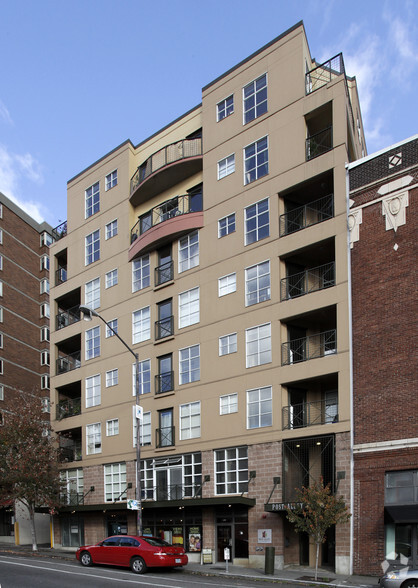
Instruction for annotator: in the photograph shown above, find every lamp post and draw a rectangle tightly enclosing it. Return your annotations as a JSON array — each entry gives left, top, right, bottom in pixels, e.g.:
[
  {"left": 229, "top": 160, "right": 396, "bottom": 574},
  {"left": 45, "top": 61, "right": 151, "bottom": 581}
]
[{"left": 79, "top": 305, "right": 142, "bottom": 536}]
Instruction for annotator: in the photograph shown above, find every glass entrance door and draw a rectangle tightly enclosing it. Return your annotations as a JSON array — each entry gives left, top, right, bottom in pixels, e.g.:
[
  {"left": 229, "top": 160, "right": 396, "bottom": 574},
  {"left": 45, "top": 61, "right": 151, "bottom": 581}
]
[{"left": 217, "top": 525, "right": 232, "bottom": 562}]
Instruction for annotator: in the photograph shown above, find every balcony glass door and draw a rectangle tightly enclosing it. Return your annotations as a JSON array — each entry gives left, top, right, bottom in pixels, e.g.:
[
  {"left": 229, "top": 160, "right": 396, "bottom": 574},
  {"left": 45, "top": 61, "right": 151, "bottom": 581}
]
[{"left": 159, "top": 409, "right": 173, "bottom": 447}]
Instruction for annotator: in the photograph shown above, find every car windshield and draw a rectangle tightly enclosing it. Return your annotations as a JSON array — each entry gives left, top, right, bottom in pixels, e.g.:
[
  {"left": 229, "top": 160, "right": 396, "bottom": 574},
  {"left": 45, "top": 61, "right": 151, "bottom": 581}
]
[{"left": 142, "top": 537, "right": 171, "bottom": 547}]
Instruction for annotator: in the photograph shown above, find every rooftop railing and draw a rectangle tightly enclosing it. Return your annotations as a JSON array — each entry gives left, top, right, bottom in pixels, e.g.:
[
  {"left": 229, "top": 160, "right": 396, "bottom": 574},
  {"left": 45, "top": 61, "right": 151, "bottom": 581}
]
[
  {"left": 52, "top": 221, "right": 67, "bottom": 241},
  {"left": 281, "top": 329, "right": 337, "bottom": 366},
  {"left": 279, "top": 194, "right": 334, "bottom": 237},
  {"left": 282, "top": 398, "right": 339, "bottom": 430},
  {"left": 280, "top": 262, "right": 335, "bottom": 301}
]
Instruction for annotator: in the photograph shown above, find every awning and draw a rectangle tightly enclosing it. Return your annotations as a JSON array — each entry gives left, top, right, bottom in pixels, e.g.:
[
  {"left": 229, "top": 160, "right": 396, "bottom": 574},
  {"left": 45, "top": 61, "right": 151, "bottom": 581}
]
[{"left": 385, "top": 505, "right": 418, "bottom": 523}]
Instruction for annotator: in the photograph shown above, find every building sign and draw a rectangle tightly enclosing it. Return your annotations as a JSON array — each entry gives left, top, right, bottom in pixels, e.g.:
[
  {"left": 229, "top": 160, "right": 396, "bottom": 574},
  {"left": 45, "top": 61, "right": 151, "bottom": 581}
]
[
  {"left": 264, "top": 502, "right": 303, "bottom": 512},
  {"left": 258, "top": 529, "right": 272, "bottom": 543}
]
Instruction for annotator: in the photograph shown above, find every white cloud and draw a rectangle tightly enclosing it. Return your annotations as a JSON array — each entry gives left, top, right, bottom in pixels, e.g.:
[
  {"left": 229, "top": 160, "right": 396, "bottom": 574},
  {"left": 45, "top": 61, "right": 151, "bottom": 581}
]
[
  {"left": 0, "top": 100, "right": 13, "bottom": 125},
  {"left": 0, "top": 144, "right": 47, "bottom": 223}
]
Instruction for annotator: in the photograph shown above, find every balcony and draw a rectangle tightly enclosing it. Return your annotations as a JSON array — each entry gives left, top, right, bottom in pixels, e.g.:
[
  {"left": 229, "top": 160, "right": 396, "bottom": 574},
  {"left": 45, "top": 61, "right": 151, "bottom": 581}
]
[
  {"left": 281, "top": 329, "right": 337, "bottom": 365},
  {"left": 56, "top": 398, "right": 81, "bottom": 420},
  {"left": 142, "top": 483, "right": 202, "bottom": 501},
  {"left": 280, "top": 262, "right": 335, "bottom": 301},
  {"left": 130, "top": 137, "right": 203, "bottom": 205},
  {"left": 52, "top": 220, "right": 67, "bottom": 242},
  {"left": 59, "top": 441, "right": 82, "bottom": 463},
  {"left": 60, "top": 492, "right": 84, "bottom": 506},
  {"left": 155, "top": 260, "right": 174, "bottom": 286},
  {"left": 306, "top": 126, "right": 333, "bottom": 161},
  {"left": 56, "top": 351, "right": 81, "bottom": 374},
  {"left": 155, "top": 316, "right": 174, "bottom": 341},
  {"left": 280, "top": 194, "right": 334, "bottom": 236},
  {"left": 156, "top": 426, "right": 175, "bottom": 448},
  {"left": 56, "top": 305, "right": 80, "bottom": 330},
  {"left": 282, "top": 398, "right": 338, "bottom": 430},
  {"left": 155, "top": 371, "right": 174, "bottom": 394}
]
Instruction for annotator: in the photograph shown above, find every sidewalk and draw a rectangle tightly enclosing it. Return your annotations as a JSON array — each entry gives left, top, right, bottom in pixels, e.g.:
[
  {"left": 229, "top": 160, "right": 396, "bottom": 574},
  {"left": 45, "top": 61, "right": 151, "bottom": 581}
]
[{"left": 0, "top": 543, "right": 378, "bottom": 587}]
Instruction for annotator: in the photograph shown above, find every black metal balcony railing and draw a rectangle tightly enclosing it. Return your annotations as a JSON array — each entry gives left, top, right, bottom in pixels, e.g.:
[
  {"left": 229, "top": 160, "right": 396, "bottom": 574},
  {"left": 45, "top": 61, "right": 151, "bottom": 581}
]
[
  {"left": 306, "top": 126, "right": 333, "bottom": 161},
  {"left": 131, "top": 192, "right": 202, "bottom": 244},
  {"left": 155, "top": 371, "right": 174, "bottom": 394},
  {"left": 59, "top": 492, "right": 84, "bottom": 506},
  {"left": 155, "top": 316, "right": 174, "bottom": 340},
  {"left": 130, "top": 137, "right": 202, "bottom": 196},
  {"left": 155, "top": 260, "right": 174, "bottom": 286},
  {"left": 56, "top": 351, "right": 81, "bottom": 374},
  {"left": 59, "top": 443, "right": 82, "bottom": 463},
  {"left": 281, "top": 329, "right": 337, "bottom": 366},
  {"left": 156, "top": 426, "right": 175, "bottom": 448},
  {"left": 52, "top": 221, "right": 67, "bottom": 242},
  {"left": 142, "top": 483, "right": 202, "bottom": 501},
  {"left": 279, "top": 194, "right": 334, "bottom": 237},
  {"left": 281, "top": 262, "right": 335, "bottom": 301},
  {"left": 56, "top": 398, "right": 81, "bottom": 420},
  {"left": 56, "top": 306, "right": 81, "bottom": 330},
  {"left": 56, "top": 266, "right": 67, "bottom": 285},
  {"left": 282, "top": 399, "right": 339, "bottom": 430}
]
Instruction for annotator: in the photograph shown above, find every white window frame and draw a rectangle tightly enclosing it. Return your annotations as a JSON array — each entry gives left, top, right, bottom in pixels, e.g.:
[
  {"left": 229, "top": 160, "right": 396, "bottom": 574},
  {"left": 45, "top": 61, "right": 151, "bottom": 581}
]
[
  {"left": 85, "top": 181, "right": 100, "bottom": 218},
  {"left": 0, "top": 230, "right": 2, "bottom": 245},
  {"left": 105, "top": 268, "right": 118, "bottom": 289},
  {"left": 246, "top": 323, "right": 272, "bottom": 368},
  {"left": 244, "top": 197, "right": 269, "bottom": 245},
  {"left": 132, "top": 254, "right": 150, "bottom": 292},
  {"left": 178, "top": 287, "right": 200, "bottom": 329},
  {"left": 40, "top": 327, "right": 50, "bottom": 342},
  {"left": 179, "top": 344, "right": 200, "bottom": 385},
  {"left": 133, "top": 359, "right": 151, "bottom": 396},
  {"left": 40, "top": 278, "right": 49, "bottom": 294},
  {"left": 0, "top": 384, "right": 4, "bottom": 401},
  {"left": 41, "top": 374, "right": 49, "bottom": 389},
  {"left": 106, "top": 418, "right": 119, "bottom": 436},
  {"left": 105, "top": 319, "right": 118, "bottom": 338},
  {"left": 219, "top": 332, "right": 237, "bottom": 356},
  {"left": 132, "top": 307, "right": 150, "bottom": 344},
  {"left": 133, "top": 408, "right": 151, "bottom": 447},
  {"left": 105, "top": 219, "right": 118, "bottom": 240},
  {"left": 245, "top": 260, "right": 271, "bottom": 306},
  {"left": 41, "top": 397, "right": 50, "bottom": 413},
  {"left": 85, "top": 229, "right": 100, "bottom": 265},
  {"left": 247, "top": 386, "right": 272, "bottom": 429},
  {"left": 217, "top": 95, "right": 234, "bottom": 121},
  {"left": 86, "top": 422, "right": 101, "bottom": 455},
  {"left": 220, "top": 393, "right": 238, "bottom": 415},
  {"left": 106, "top": 368, "right": 118, "bottom": 387},
  {"left": 218, "top": 213, "right": 236, "bottom": 238},
  {"left": 0, "top": 359, "right": 3, "bottom": 375},
  {"left": 104, "top": 462, "right": 126, "bottom": 502},
  {"left": 85, "top": 374, "right": 101, "bottom": 408},
  {"left": 105, "top": 170, "right": 118, "bottom": 191},
  {"left": 218, "top": 273, "right": 236, "bottom": 297},
  {"left": 40, "top": 231, "right": 53, "bottom": 246},
  {"left": 85, "top": 326, "right": 100, "bottom": 360},
  {"left": 40, "top": 254, "right": 50, "bottom": 271},
  {"left": 217, "top": 154, "right": 235, "bottom": 180},
  {"left": 41, "top": 350, "right": 50, "bottom": 366},
  {"left": 0, "top": 307, "right": 3, "bottom": 322},
  {"left": 244, "top": 136, "right": 269, "bottom": 185},
  {"left": 0, "top": 256, "right": 3, "bottom": 271},
  {"left": 215, "top": 446, "right": 248, "bottom": 495},
  {"left": 243, "top": 73, "right": 267, "bottom": 124},
  {"left": 180, "top": 401, "right": 201, "bottom": 440},
  {"left": 178, "top": 231, "right": 199, "bottom": 273},
  {"left": 40, "top": 303, "right": 50, "bottom": 318}
]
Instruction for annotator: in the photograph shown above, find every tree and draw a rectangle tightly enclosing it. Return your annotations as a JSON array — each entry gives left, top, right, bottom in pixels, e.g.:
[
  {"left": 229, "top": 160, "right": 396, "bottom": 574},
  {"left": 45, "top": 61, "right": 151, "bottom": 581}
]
[
  {"left": 285, "top": 478, "right": 351, "bottom": 580},
  {"left": 0, "top": 391, "right": 62, "bottom": 551}
]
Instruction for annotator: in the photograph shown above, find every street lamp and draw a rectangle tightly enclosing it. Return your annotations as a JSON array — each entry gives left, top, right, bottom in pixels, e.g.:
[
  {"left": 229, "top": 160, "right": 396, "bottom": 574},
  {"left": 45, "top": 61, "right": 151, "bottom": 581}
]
[{"left": 79, "top": 305, "right": 142, "bottom": 536}]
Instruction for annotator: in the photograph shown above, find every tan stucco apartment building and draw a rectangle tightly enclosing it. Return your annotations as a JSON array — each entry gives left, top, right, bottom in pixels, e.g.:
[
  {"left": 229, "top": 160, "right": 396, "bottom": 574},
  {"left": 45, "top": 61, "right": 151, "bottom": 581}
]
[{"left": 49, "top": 22, "right": 366, "bottom": 573}]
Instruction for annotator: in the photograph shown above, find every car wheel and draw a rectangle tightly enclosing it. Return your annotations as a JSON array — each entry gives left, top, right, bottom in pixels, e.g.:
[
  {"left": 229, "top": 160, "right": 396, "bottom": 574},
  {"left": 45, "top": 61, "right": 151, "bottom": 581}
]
[
  {"left": 131, "top": 556, "right": 147, "bottom": 574},
  {"left": 402, "top": 581, "right": 418, "bottom": 588},
  {"left": 80, "top": 551, "right": 92, "bottom": 567}
]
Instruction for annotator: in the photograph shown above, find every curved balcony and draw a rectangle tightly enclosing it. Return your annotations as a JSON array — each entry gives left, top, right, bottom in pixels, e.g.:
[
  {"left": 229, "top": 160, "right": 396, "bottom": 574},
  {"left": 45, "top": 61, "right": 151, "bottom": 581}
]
[
  {"left": 130, "top": 137, "right": 203, "bottom": 206},
  {"left": 129, "top": 192, "right": 203, "bottom": 260}
]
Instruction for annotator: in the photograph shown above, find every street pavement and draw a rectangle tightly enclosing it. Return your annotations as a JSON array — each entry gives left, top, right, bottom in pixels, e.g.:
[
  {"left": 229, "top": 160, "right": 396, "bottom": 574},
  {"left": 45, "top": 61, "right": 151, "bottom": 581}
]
[{"left": 0, "top": 543, "right": 379, "bottom": 587}]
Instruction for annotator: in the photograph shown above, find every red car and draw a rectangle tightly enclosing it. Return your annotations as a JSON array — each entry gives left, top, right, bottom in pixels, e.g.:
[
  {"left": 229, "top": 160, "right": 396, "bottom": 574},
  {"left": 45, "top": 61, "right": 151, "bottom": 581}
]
[{"left": 76, "top": 535, "right": 188, "bottom": 574}]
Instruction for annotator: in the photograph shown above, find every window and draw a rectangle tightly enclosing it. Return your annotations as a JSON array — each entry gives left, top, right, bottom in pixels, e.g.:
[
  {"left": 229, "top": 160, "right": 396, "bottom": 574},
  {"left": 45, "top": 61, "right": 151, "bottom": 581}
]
[
  {"left": 133, "top": 359, "right": 151, "bottom": 395},
  {"left": 41, "top": 375, "right": 49, "bottom": 389},
  {"left": 385, "top": 470, "right": 418, "bottom": 505},
  {"left": 85, "top": 277, "right": 100, "bottom": 310},
  {"left": 40, "top": 279, "right": 49, "bottom": 294},
  {"left": 217, "top": 154, "right": 235, "bottom": 180},
  {"left": 41, "top": 397, "right": 50, "bottom": 413},
  {"left": 0, "top": 204, "right": 2, "bottom": 218},
  {"left": 219, "top": 333, "right": 237, "bottom": 356},
  {"left": 217, "top": 95, "right": 234, "bottom": 121},
  {"left": 106, "top": 368, "right": 118, "bottom": 387},
  {"left": 40, "top": 327, "right": 50, "bottom": 342},
  {"left": 40, "top": 303, "right": 50, "bottom": 318},
  {"left": 132, "top": 254, "right": 150, "bottom": 292},
  {"left": 243, "top": 73, "right": 267, "bottom": 124},
  {"left": 246, "top": 323, "right": 271, "bottom": 367},
  {"left": 0, "top": 230, "right": 2, "bottom": 244},
  {"left": 245, "top": 198, "right": 269, "bottom": 245},
  {"left": 85, "top": 230, "right": 100, "bottom": 265},
  {"left": 132, "top": 307, "right": 150, "bottom": 343},
  {"left": 0, "top": 307, "right": 3, "bottom": 322},
  {"left": 218, "top": 273, "right": 236, "bottom": 297},
  {"left": 105, "top": 269, "right": 118, "bottom": 288},
  {"left": 85, "top": 326, "right": 100, "bottom": 360},
  {"left": 244, "top": 136, "right": 269, "bottom": 185},
  {"left": 156, "top": 354, "right": 173, "bottom": 394},
  {"left": 41, "top": 351, "right": 50, "bottom": 366},
  {"left": 0, "top": 256, "right": 2, "bottom": 270},
  {"left": 218, "top": 213, "right": 235, "bottom": 238},
  {"left": 247, "top": 386, "right": 272, "bottom": 429},
  {"left": 105, "top": 170, "right": 118, "bottom": 191},
  {"left": 106, "top": 419, "right": 119, "bottom": 436},
  {"left": 179, "top": 287, "right": 199, "bottom": 328},
  {"left": 140, "top": 411, "right": 151, "bottom": 446},
  {"left": 180, "top": 401, "right": 201, "bottom": 440},
  {"left": 0, "top": 360, "right": 3, "bottom": 375},
  {"left": 105, "top": 319, "right": 118, "bottom": 338},
  {"left": 0, "top": 385, "right": 3, "bottom": 401},
  {"left": 60, "top": 468, "right": 84, "bottom": 505},
  {"left": 215, "top": 446, "right": 248, "bottom": 494},
  {"left": 105, "top": 462, "right": 126, "bottom": 502},
  {"left": 179, "top": 344, "right": 200, "bottom": 385},
  {"left": 86, "top": 423, "right": 101, "bottom": 454},
  {"left": 40, "top": 231, "right": 53, "bottom": 246},
  {"left": 245, "top": 260, "right": 270, "bottom": 306},
  {"left": 220, "top": 393, "right": 238, "bottom": 415},
  {"left": 85, "top": 374, "right": 101, "bottom": 408},
  {"left": 0, "top": 333, "right": 3, "bottom": 349},
  {"left": 40, "top": 255, "right": 49, "bottom": 271},
  {"left": 85, "top": 182, "right": 100, "bottom": 218},
  {"left": 179, "top": 231, "right": 199, "bottom": 273},
  {"left": 105, "top": 219, "right": 118, "bottom": 239},
  {"left": 0, "top": 282, "right": 2, "bottom": 297}
]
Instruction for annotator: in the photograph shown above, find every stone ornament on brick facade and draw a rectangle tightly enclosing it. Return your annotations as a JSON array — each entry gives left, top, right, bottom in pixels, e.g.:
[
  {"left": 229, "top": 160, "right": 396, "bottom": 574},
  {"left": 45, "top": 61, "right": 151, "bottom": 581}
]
[
  {"left": 388, "top": 152, "right": 402, "bottom": 169},
  {"left": 348, "top": 209, "right": 362, "bottom": 248},
  {"left": 382, "top": 191, "right": 409, "bottom": 232}
]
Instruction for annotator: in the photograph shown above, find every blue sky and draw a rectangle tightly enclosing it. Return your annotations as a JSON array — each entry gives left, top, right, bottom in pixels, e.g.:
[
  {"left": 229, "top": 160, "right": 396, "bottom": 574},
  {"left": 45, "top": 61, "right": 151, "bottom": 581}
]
[{"left": 0, "top": 0, "right": 417, "bottom": 228}]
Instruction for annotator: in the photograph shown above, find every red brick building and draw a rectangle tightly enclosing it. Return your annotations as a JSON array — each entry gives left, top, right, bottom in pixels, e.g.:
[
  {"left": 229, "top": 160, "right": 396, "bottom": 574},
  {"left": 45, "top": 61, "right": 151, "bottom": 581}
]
[
  {"left": 0, "top": 191, "right": 53, "bottom": 543},
  {"left": 348, "top": 136, "right": 418, "bottom": 574}
]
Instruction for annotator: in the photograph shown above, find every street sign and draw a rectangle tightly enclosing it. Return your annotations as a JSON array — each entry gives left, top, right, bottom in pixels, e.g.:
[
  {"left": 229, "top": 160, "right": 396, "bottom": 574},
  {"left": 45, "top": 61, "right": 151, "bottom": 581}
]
[
  {"left": 135, "top": 405, "right": 143, "bottom": 420},
  {"left": 127, "top": 499, "right": 140, "bottom": 510}
]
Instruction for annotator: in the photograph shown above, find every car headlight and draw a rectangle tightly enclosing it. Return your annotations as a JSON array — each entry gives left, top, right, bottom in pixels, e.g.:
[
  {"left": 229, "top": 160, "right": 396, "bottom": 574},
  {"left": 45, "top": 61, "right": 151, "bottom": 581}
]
[{"left": 386, "top": 573, "right": 399, "bottom": 580}]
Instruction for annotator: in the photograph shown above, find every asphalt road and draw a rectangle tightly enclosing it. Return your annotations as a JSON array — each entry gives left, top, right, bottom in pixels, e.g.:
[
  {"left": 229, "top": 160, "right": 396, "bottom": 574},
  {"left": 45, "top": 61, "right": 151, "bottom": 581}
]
[{"left": 0, "top": 554, "right": 294, "bottom": 588}]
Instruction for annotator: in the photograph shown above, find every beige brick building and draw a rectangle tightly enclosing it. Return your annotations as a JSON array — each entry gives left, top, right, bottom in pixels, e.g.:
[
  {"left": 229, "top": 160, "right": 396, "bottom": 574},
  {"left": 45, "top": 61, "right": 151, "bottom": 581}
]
[{"left": 49, "top": 22, "right": 366, "bottom": 573}]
